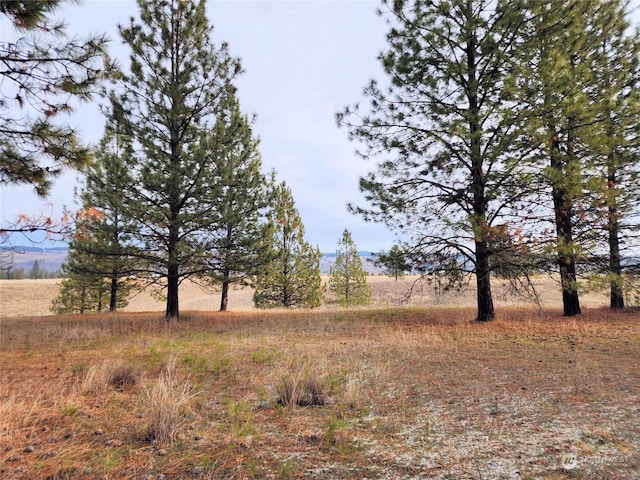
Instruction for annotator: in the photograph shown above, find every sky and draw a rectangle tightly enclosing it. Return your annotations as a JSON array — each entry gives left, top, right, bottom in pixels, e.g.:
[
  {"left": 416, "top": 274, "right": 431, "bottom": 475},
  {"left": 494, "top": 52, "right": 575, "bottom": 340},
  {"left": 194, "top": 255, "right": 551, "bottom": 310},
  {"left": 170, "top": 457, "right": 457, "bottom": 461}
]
[
  {"left": 0, "top": 0, "right": 396, "bottom": 253},
  {"left": 2, "top": 1, "right": 639, "bottom": 254}
]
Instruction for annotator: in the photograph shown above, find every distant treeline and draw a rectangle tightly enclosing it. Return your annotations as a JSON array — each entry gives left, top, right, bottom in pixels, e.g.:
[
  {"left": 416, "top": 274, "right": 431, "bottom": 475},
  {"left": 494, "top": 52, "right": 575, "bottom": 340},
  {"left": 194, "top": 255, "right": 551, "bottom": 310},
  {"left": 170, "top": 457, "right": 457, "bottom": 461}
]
[{"left": 0, "top": 260, "right": 63, "bottom": 280}]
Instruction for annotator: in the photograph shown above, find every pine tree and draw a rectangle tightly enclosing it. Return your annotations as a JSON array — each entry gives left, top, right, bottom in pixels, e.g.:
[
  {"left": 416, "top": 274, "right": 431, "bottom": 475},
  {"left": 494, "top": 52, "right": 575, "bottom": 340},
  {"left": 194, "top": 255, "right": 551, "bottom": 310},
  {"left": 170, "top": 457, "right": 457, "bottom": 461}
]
[
  {"left": 109, "top": 0, "right": 242, "bottom": 319},
  {"left": 507, "top": 0, "right": 640, "bottom": 315},
  {"left": 253, "top": 182, "right": 323, "bottom": 309},
  {"left": 337, "top": 0, "right": 529, "bottom": 321},
  {"left": 51, "top": 210, "right": 130, "bottom": 314},
  {"left": 201, "top": 101, "right": 274, "bottom": 311},
  {"left": 328, "top": 229, "right": 371, "bottom": 306},
  {"left": 51, "top": 261, "right": 111, "bottom": 315},
  {"left": 516, "top": 0, "right": 597, "bottom": 316},
  {"left": 0, "top": 0, "right": 109, "bottom": 195},
  {"left": 374, "top": 244, "right": 411, "bottom": 281},
  {"left": 28, "top": 260, "right": 42, "bottom": 279},
  {"left": 586, "top": 1, "right": 640, "bottom": 309},
  {"left": 72, "top": 123, "right": 139, "bottom": 312}
]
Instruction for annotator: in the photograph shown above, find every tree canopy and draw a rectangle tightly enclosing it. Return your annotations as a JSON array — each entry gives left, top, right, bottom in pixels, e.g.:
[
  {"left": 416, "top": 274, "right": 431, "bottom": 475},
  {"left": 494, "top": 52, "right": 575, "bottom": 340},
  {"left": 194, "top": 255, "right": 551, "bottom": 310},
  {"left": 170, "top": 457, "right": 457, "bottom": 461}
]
[
  {"left": 0, "top": 0, "right": 110, "bottom": 195},
  {"left": 253, "top": 182, "right": 323, "bottom": 309},
  {"left": 108, "top": 0, "right": 243, "bottom": 319},
  {"left": 328, "top": 229, "right": 372, "bottom": 307}
]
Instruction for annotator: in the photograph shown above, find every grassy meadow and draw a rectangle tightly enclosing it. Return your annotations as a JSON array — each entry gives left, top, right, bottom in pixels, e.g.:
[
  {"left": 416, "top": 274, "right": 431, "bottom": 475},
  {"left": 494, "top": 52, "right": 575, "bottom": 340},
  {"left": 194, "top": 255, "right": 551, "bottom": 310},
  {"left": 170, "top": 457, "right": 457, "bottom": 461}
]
[{"left": 0, "top": 277, "right": 639, "bottom": 479}]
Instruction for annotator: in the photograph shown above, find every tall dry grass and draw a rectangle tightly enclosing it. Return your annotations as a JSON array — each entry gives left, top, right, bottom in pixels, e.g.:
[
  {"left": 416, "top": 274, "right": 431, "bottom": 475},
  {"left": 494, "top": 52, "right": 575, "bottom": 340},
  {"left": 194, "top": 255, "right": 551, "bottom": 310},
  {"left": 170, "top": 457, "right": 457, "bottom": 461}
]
[{"left": 144, "top": 357, "right": 194, "bottom": 446}]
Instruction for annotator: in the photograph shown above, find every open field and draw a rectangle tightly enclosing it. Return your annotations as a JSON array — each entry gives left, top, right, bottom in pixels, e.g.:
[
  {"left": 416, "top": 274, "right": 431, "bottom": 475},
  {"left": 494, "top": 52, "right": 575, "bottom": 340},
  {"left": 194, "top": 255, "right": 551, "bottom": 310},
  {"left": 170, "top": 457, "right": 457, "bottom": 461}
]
[
  {"left": 1, "top": 303, "right": 639, "bottom": 479},
  {"left": 0, "top": 274, "right": 615, "bottom": 318}
]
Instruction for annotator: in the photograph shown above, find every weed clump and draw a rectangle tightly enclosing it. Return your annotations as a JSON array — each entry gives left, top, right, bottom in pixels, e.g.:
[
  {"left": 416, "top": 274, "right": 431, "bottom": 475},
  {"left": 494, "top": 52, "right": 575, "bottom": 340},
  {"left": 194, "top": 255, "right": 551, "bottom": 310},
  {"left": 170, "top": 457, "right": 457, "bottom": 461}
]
[
  {"left": 144, "top": 357, "right": 194, "bottom": 446},
  {"left": 276, "top": 371, "right": 329, "bottom": 407},
  {"left": 80, "top": 359, "right": 140, "bottom": 394}
]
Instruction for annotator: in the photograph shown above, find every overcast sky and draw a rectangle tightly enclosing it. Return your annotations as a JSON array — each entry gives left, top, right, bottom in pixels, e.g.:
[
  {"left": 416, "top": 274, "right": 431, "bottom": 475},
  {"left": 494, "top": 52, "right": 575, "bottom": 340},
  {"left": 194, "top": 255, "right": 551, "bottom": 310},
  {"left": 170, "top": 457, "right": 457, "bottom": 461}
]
[
  {"left": 0, "top": 0, "right": 395, "bottom": 253},
  {"left": 2, "top": 1, "right": 639, "bottom": 253}
]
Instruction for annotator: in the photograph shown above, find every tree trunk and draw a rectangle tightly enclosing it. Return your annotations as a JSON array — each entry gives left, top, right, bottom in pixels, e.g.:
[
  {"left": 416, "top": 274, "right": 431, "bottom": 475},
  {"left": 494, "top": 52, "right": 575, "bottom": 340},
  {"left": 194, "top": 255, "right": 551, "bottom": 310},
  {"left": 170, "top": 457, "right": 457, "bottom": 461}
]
[
  {"left": 80, "top": 286, "right": 87, "bottom": 314},
  {"left": 166, "top": 263, "right": 179, "bottom": 319},
  {"left": 466, "top": 10, "right": 495, "bottom": 323},
  {"left": 475, "top": 240, "right": 495, "bottom": 321},
  {"left": 604, "top": 104, "right": 625, "bottom": 309},
  {"left": 550, "top": 132, "right": 581, "bottom": 317},
  {"left": 166, "top": 97, "right": 181, "bottom": 319},
  {"left": 109, "top": 268, "right": 118, "bottom": 312},
  {"left": 220, "top": 280, "right": 229, "bottom": 311},
  {"left": 607, "top": 173, "right": 624, "bottom": 309},
  {"left": 166, "top": 221, "right": 180, "bottom": 319}
]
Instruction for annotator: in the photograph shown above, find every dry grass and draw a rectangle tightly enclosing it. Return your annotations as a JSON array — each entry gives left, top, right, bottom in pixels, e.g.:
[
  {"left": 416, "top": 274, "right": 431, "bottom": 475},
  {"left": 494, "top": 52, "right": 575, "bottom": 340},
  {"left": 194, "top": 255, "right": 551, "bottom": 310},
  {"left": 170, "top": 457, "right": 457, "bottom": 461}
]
[
  {"left": 78, "top": 359, "right": 140, "bottom": 395},
  {"left": 275, "top": 369, "right": 331, "bottom": 408},
  {"left": 143, "top": 357, "right": 194, "bottom": 446},
  {"left": 1, "top": 305, "right": 638, "bottom": 479},
  {"left": 0, "top": 273, "right": 619, "bottom": 318}
]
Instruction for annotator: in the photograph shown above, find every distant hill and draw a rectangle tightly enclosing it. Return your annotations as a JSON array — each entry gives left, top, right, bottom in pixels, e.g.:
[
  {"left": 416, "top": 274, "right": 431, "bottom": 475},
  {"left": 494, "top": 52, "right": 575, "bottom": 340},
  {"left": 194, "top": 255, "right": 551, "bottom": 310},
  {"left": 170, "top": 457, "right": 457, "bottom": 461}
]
[
  {"left": 320, "top": 251, "right": 383, "bottom": 274},
  {"left": 2, "top": 246, "right": 68, "bottom": 273},
  {"left": 2, "top": 247, "right": 384, "bottom": 275}
]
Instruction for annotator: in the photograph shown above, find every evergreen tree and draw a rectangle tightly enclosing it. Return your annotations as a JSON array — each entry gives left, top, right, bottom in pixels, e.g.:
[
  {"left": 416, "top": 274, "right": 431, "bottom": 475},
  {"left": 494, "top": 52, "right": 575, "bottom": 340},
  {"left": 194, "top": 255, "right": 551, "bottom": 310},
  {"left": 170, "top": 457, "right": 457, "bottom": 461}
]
[
  {"left": 0, "top": 0, "right": 109, "bottom": 195},
  {"left": 51, "top": 263, "right": 111, "bottom": 315},
  {"left": 201, "top": 101, "right": 274, "bottom": 311},
  {"left": 253, "top": 182, "right": 323, "bottom": 309},
  {"left": 28, "top": 260, "right": 42, "bottom": 279},
  {"left": 586, "top": 1, "right": 640, "bottom": 309},
  {"left": 511, "top": 0, "right": 598, "bottom": 316},
  {"left": 109, "top": 0, "right": 242, "bottom": 319},
  {"left": 10, "top": 268, "right": 26, "bottom": 280},
  {"left": 51, "top": 210, "right": 129, "bottom": 314},
  {"left": 337, "top": 0, "right": 528, "bottom": 321},
  {"left": 328, "top": 229, "right": 371, "bottom": 306},
  {"left": 72, "top": 123, "right": 139, "bottom": 311},
  {"left": 507, "top": 0, "right": 640, "bottom": 315},
  {"left": 374, "top": 244, "right": 411, "bottom": 281}
]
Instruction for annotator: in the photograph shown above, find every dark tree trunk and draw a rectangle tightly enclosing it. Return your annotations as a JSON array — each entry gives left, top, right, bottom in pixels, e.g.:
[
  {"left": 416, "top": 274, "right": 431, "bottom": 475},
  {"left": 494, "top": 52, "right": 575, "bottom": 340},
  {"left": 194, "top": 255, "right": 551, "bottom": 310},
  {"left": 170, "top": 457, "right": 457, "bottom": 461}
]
[
  {"left": 166, "top": 97, "right": 181, "bottom": 320},
  {"left": 109, "top": 268, "right": 118, "bottom": 312},
  {"left": 466, "top": 11, "right": 495, "bottom": 322},
  {"left": 550, "top": 131, "right": 581, "bottom": 317},
  {"left": 475, "top": 240, "right": 495, "bottom": 321},
  {"left": 607, "top": 171, "right": 624, "bottom": 309},
  {"left": 165, "top": 218, "right": 180, "bottom": 319},
  {"left": 220, "top": 280, "right": 229, "bottom": 311},
  {"left": 166, "top": 262, "right": 179, "bottom": 319},
  {"left": 80, "top": 287, "right": 87, "bottom": 314}
]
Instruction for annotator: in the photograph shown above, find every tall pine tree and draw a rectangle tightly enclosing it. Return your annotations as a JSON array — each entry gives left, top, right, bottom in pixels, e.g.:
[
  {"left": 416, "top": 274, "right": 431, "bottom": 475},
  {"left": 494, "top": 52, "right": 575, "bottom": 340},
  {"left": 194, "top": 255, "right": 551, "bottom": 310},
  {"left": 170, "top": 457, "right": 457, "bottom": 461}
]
[
  {"left": 338, "top": 0, "right": 529, "bottom": 321},
  {"left": 109, "top": 0, "right": 241, "bottom": 319},
  {"left": 71, "top": 123, "right": 139, "bottom": 312},
  {"left": 507, "top": 0, "right": 640, "bottom": 314},
  {"left": 253, "top": 182, "right": 323, "bottom": 309},
  {"left": 586, "top": 0, "right": 640, "bottom": 308},
  {"left": 201, "top": 101, "right": 274, "bottom": 311}
]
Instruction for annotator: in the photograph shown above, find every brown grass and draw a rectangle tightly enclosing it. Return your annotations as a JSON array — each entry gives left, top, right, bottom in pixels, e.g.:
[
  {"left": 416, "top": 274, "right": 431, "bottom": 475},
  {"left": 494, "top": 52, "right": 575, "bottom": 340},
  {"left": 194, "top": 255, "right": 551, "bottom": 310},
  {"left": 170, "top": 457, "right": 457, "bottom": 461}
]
[
  {"left": 0, "top": 274, "right": 615, "bottom": 318},
  {"left": 1, "top": 305, "right": 639, "bottom": 479}
]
